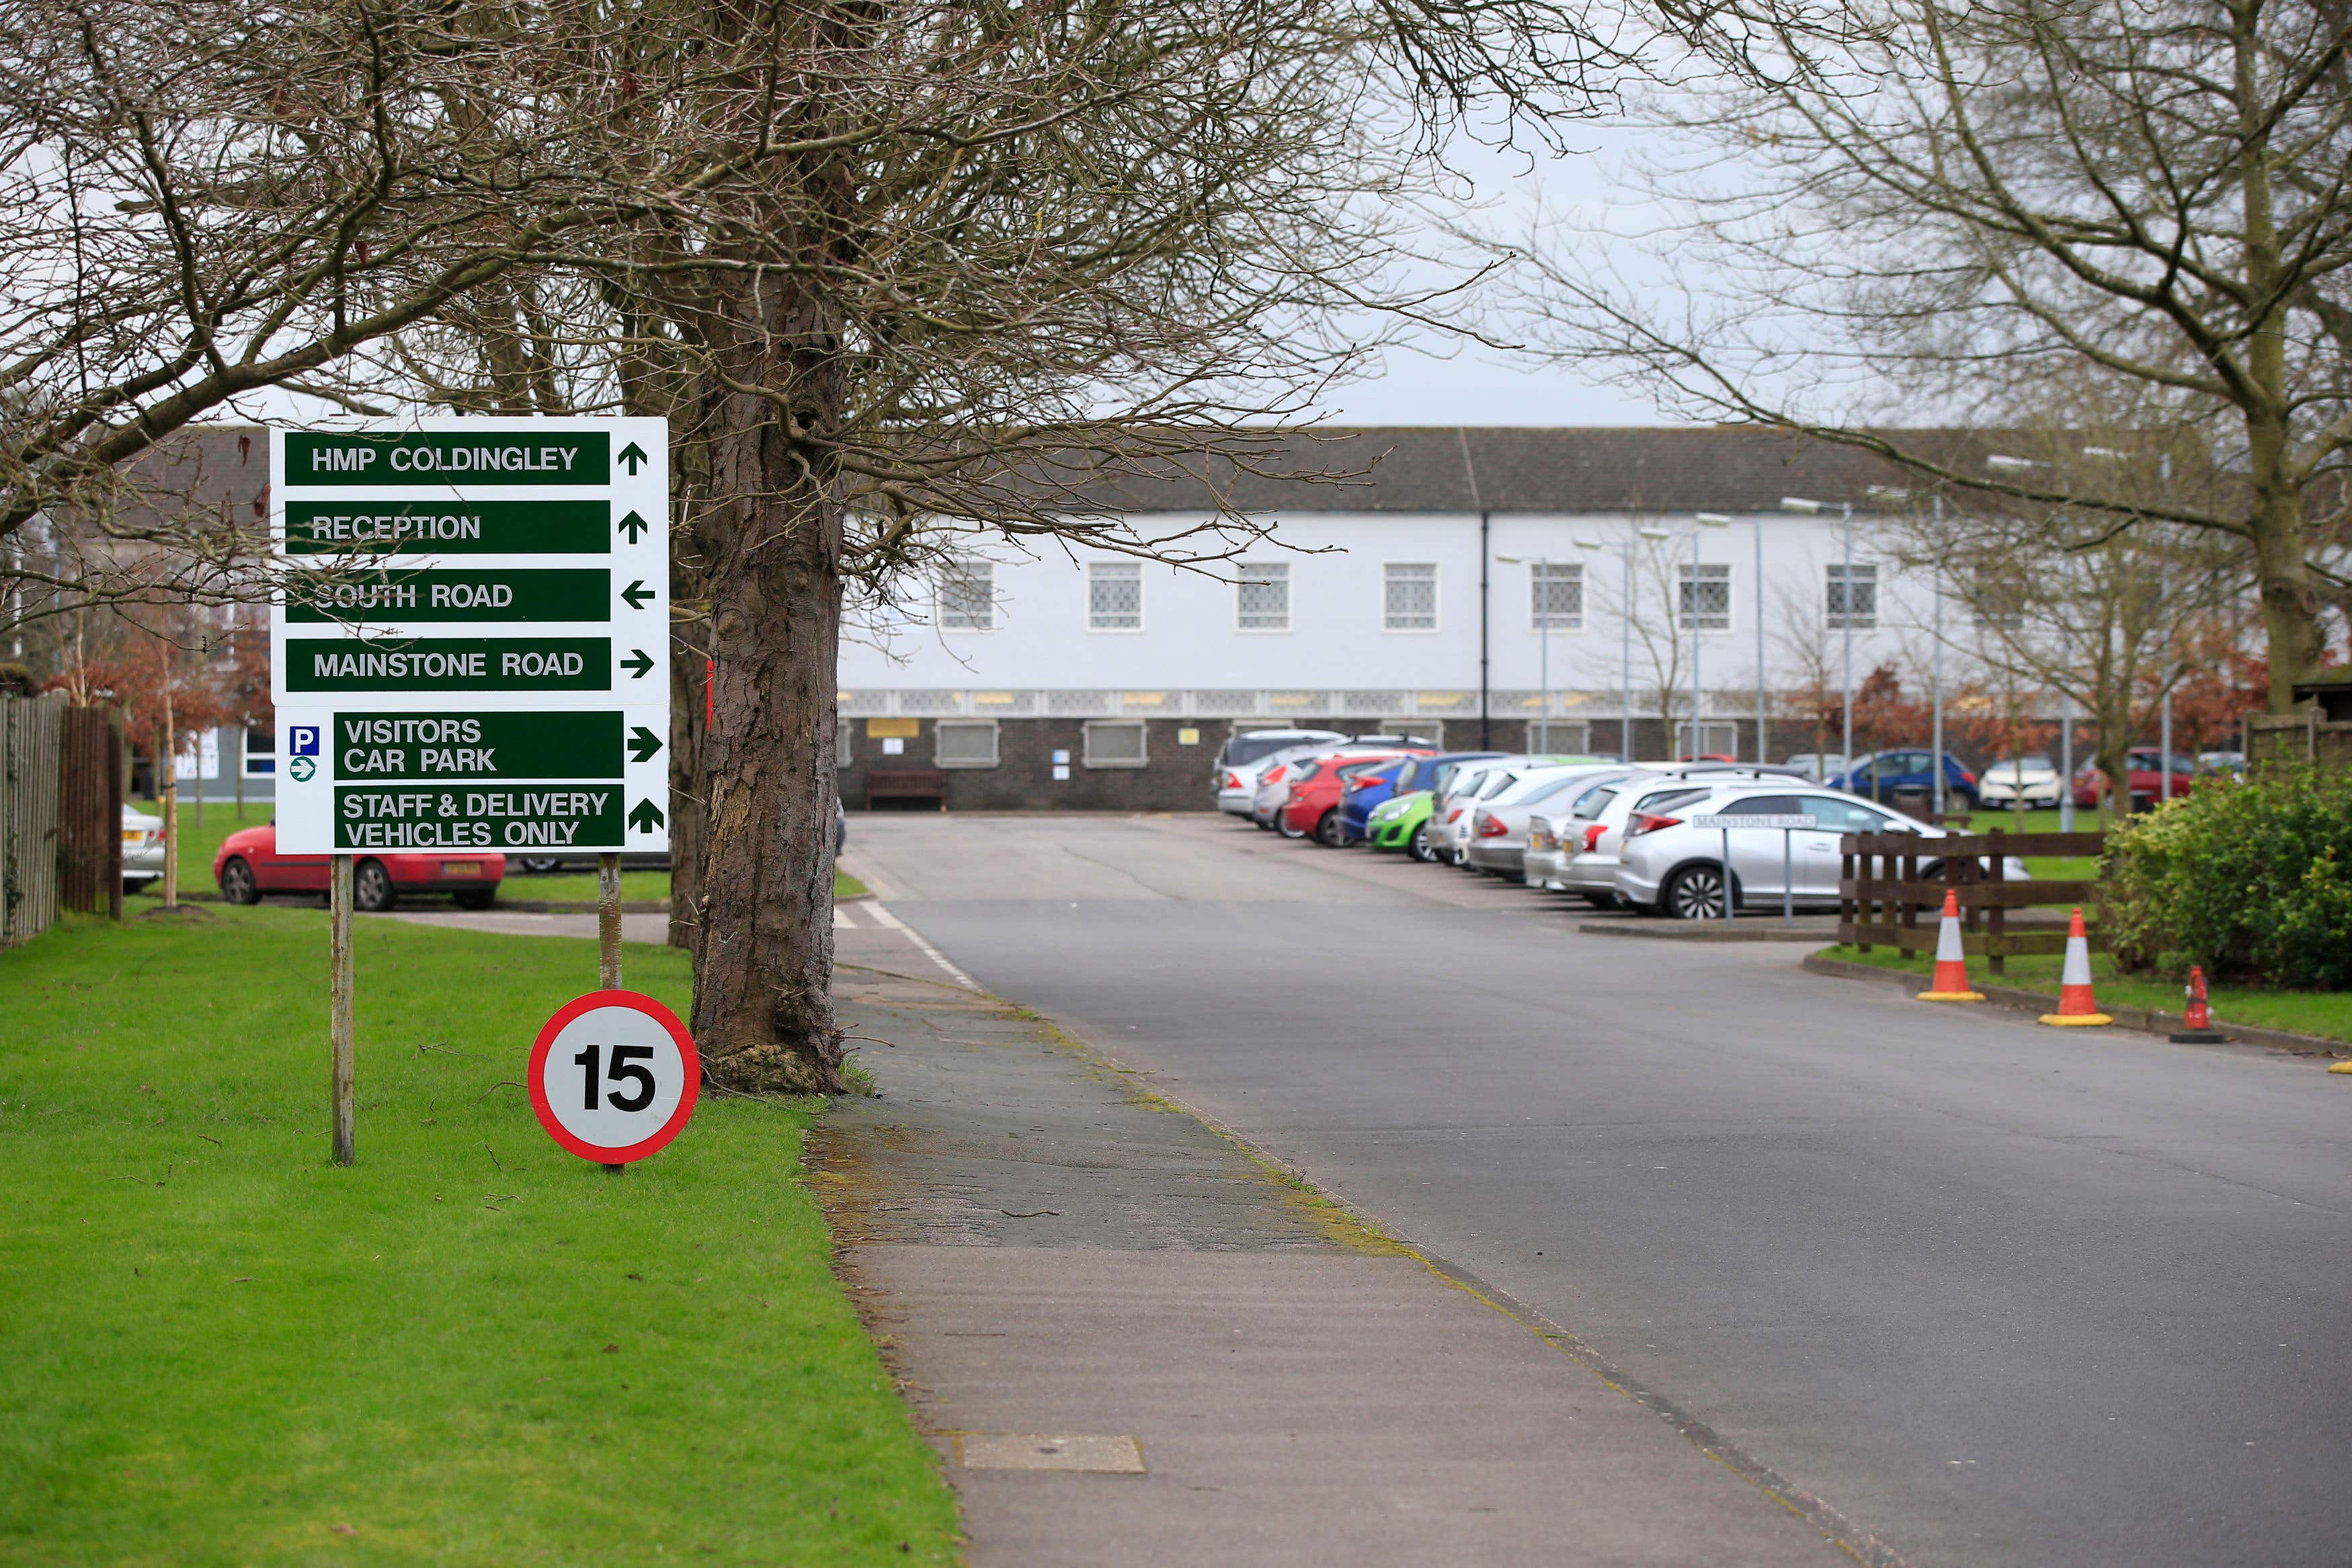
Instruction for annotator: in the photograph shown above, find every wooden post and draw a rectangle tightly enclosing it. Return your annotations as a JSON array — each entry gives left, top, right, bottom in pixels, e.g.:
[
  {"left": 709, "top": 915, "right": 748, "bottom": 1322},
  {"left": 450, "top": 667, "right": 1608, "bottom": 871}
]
[
  {"left": 330, "top": 853, "right": 356, "bottom": 1166},
  {"left": 598, "top": 851, "right": 622, "bottom": 989},
  {"left": 1986, "top": 827, "right": 2007, "bottom": 977},
  {"left": 106, "top": 708, "right": 124, "bottom": 923}
]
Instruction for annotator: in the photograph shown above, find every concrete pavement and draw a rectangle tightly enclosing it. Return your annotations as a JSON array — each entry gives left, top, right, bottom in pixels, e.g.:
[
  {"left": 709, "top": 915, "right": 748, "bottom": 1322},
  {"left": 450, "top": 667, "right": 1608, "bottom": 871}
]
[{"left": 842, "top": 811, "right": 2352, "bottom": 1568}]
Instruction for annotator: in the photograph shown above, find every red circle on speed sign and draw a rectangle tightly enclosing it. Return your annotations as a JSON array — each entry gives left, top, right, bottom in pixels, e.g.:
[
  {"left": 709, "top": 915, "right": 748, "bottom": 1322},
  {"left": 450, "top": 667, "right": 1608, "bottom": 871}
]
[{"left": 528, "top": 990, "right": 700, "bottom": 1164}]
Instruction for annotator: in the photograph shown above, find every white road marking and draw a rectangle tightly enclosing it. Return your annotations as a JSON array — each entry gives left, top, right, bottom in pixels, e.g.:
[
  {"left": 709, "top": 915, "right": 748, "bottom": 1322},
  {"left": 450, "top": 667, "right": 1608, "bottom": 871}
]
[
  {"left": 862, "top": 901, "right": 981, "bottom": 991},
  {"left": 833, "top": 905, "right": 857, "bottom": 930}
]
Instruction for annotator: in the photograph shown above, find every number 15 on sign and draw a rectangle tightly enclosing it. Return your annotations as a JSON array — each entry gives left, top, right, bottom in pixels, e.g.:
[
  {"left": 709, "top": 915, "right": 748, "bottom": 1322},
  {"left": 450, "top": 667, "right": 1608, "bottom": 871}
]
[{"left": 529, "top": 991, "right": 700, "bottom": 1167}]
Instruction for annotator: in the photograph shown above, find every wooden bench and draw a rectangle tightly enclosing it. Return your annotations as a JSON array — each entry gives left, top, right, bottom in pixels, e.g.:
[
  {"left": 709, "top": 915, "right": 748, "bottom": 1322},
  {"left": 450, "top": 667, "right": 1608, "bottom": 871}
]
[{"left": 864, "top": 768, "right": 948, "bottom": 810}]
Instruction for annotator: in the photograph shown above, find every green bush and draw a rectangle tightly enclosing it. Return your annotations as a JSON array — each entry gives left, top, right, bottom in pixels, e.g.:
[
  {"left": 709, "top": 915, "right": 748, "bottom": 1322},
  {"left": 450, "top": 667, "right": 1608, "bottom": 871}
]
[{"left": 2103, "top": 766, "right": 2352, "bottom": 988}]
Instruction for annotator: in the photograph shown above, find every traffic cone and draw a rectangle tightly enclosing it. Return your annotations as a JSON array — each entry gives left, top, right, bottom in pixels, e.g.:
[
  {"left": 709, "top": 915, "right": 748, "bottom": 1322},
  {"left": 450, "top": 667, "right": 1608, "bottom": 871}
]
[
  {"left": 1917, "top": 891, "right": 1984, "bottom": 1002},
  {"left": 2168, "top": 965, "right": 2226, "bottom": 1044},
  {"left": 2039, "top": 907, "right": 2113, "bottom": 1027}
]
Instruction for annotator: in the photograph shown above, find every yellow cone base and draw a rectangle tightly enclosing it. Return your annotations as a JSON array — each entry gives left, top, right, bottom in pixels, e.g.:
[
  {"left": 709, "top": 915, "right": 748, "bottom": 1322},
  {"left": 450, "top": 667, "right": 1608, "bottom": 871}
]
[
  {"left": 2039, "top": 1012, "right": 2114, "bottom": 1027},
  {"left": 2329, "top": 1061, "right": 2352, "bottom": 1075},
  {"left": 1918, "top": 990, "right": 1986, "bottom": 1003}
]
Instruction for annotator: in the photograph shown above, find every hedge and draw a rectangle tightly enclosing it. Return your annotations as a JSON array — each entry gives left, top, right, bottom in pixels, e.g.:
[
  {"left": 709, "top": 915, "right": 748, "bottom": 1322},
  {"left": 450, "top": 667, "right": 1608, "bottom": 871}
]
[{"left": 2103, "top": 766, "right": 2352, "bottom": 989}]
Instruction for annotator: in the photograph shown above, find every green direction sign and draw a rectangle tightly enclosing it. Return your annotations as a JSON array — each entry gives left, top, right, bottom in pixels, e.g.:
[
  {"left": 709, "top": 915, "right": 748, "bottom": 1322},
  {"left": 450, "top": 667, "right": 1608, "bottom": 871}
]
[
  {"left": 288, "top": 430, "right": 610, "bottom": 487},
  {"left": 285, "top": 637, "right": 614, "bottom": 693},
  {"left": 335, "top": 785, "right": 622, "bottom": 852},
  {"left": 283, "top": 500, "right": 613, "bottom": 555},
  {"left": 335, "top": 712, "right": 633, "bottom": 780},
  {"left": 286, "top": 568, "right": 612, "bottom": 624}
]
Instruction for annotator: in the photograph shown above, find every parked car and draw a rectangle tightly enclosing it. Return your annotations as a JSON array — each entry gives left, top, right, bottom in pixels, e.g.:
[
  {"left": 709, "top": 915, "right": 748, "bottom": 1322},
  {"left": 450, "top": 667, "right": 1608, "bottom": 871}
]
[
  {"left": 1422, "top": 755, "right": 1598, "bottom": 865},
  {"left": 1828, "top": 749, "right": 1980, "bottom": 811},
  {"left": 1779, "top": 753, "right": 1848, "bottom": 781},
  {"left": 214, "top": 823, "right": 505, "bottom": 912},
  {"left": 2072, "top": 749, "right": 2203, "bottom": 809},
  {"left": 1346, "top": 751, "right": 1504, "bottom": 847},
  {"left": 1613, "top": 782, "right": 2030, "bottom": 919},
  {"left": 1242, "top": 733, "right": 1436, "bottom": 828},
  {"left": 1977, "top": 755, "right": 2063, "bottom": 809},
  {"left": 1550, "top": 764, "right": 1803, "bottom": 905},
  {"left": 1279, "top": 750, "right": 1430, "bottom": 842},
  {"left": 1212, "top": 729, "right": 1344, "bottom": 817},
  {"left": 122, "top": 805, "right": 165, "bottom": 892},
  {"left": 1464, "top": 765, "right": 1623, "bottom": 877}
]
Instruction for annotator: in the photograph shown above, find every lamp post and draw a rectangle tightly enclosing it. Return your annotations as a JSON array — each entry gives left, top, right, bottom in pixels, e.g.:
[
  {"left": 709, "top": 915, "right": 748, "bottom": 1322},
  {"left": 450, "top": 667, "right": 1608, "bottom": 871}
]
[
  {"left": 1689, "top": 515, "right": 1732, "bottom": 757},
  {"left": 1574, "top": 537, "right": 1623, "bottom": 759},
  {"left": 1781, "top": 497, "right": 1853, "bottom": 774},
  {"left": 1638, "top": 526, "right": 1671, "bottom": 755}
]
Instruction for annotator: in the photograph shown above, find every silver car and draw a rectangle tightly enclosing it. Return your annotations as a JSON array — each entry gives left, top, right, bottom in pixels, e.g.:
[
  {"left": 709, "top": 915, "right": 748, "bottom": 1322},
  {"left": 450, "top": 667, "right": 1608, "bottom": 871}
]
[
  {"left": 1213, "top": 729, "right": 1343, "bottom": 817},
  {"left": 123, "top": 805, "right": 164, "bottom": 891},
  {"left": 1463, "top": 765, "right": 1621, "bottom": 876},
  {"left": 1555, "top": 765, "right": 1797, "bottom": 905},
  {"left": 1614, "top": 781, "right": 2031, "bottom": 919}
]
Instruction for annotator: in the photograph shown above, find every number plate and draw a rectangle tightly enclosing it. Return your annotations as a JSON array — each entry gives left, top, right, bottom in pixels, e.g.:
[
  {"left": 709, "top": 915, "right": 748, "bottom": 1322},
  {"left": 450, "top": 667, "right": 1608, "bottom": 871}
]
[{"left": 440, "top": 860, "right": 482, "bottom": 877}]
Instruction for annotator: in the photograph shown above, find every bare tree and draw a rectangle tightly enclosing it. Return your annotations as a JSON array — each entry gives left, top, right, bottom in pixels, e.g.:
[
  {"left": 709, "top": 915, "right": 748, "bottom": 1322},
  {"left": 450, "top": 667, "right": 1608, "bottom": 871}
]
[{"left": 1515, "top": 0, "right": 2352, "bottom": 710}]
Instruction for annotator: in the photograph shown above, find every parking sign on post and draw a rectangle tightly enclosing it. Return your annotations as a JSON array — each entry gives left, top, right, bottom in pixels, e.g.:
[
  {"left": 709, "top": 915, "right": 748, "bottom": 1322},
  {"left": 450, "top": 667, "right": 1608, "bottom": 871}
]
[{"left": 1689, "top": 813, "right": 1820, "bottom": 927}]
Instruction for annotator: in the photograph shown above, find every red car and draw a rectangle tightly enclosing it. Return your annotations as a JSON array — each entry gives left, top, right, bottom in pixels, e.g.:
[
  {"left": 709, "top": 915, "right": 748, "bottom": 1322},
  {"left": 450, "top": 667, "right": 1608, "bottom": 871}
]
[
  {"left": 214, "top": 823, "right": 504, "bottom": 912},
  {"left": 2071, "top": 750, "right": 2202, "bottom": 811},
  {"left": 1279, "top": 749, "right": 1430, "bottom": 843}
]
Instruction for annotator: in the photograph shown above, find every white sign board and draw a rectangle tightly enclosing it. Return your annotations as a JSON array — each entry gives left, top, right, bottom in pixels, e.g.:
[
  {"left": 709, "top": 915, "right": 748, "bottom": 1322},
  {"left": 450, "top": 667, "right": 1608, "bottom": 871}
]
[
  {"left": 268, "top": 418, "right": 669, "bottom": 855},
  {"left": 1690, "top": 814, "right": 1820, "bottom": 830}
]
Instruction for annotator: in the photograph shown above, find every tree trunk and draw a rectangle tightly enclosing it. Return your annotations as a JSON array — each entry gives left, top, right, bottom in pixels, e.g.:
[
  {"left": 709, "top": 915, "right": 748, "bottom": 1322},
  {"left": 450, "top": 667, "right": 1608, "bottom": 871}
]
[
  {"left": 684, "top": 284, "right": 845, "bottom": 1095},
  {"left": 2248, "top": 483, "right": 2326, "bottom": 712},
  {"left": 667, "top": 585, "right": 708, "bottom": 952}
]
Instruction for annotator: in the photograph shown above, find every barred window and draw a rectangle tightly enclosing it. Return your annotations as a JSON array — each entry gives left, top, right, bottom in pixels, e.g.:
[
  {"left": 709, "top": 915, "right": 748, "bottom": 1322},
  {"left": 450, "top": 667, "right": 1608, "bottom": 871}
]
[
  {"left": 938, "top": 561, "right": 995, "bottom": 631},
  {"left": 1236, "top": 563, "right": 1291, "bottom": 631},
  {"left": 1678, "top": 562, "right": 1732, "bottom": 630},
  {"left": 934, "top": 719, "right": 1000, "bottom": 768},
  {"left": 1082, "top": 719, "right": 1149, "bottom": 767},
  {"left": 1088, "top": 561, "right": 1143, "bottom": 631},
  {"left": 1384, "top": 563, "right": 1438, "bottom": 631},
  {"left": 1827, "top": 563, "right": 1877, "bottom": 628},
  {"left": 1532, "top": 561, "right": 1583, "bottom": 630}
]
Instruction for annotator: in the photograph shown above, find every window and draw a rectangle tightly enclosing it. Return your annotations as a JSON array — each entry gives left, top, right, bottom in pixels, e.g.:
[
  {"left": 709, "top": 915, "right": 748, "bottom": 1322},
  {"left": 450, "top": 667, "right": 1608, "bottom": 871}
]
[
  {"left": 1529, "top": 720, "right": 1590, "bottom": 754},
  {"left": 1082, "top": 718, "right": 1149, "bottom": 768},
  {"left": 1532, "top": 562, "right": 1583, "bottom": 630},
  {"left": 1827, "top": 563, "right": 1878, "bottom": 629},
  {"left": 933, "top": 719, "right": 1000, "bottom": 768},
  {"left": 1676, "top": 721, "right": 1740, "bottom": 757},
  {"left": 1970, "top": 565, "right": 2025, "bottom": 630},
  {"left": 837, "top": 718, "right": 854, "bottom": 761},
  {"left": 1714, "top": 794, "right": 1802, "bottom": 817},
  {"left": 1678, "top": 562, "right": 1732, "bottom": 630},
  {"left": 1797, "top": 796, "right": 1906, "bottom": 835},
  {"left": 1236, "top": 563, "right": 1291, "bottom": 631},
  {"left": 1384, "top": 563, "right": 1438, "bottom": 631},
  {"left": 937, "top": 561, "right": 995, "bottom": 630},
  {"left": 1088, "top": 561, "right": 1143, "bottom": 630}
]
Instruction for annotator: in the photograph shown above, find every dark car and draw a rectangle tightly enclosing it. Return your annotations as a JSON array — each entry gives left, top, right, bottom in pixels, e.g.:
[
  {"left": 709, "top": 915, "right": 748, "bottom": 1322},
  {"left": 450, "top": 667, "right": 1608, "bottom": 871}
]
[{"left": 1829, "top": 749, "right": 1980, "bottom": 812}]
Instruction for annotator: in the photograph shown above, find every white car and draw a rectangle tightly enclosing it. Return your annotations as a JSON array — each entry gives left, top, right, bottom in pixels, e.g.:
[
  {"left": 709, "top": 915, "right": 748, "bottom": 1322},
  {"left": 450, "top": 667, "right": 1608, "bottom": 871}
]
[
  {"left": 1978, "top": 755, "right": 2062, "bottom": 809},
  {"left": 1463, "top": 764, "right": 1621, "bottom": 877},
  {"left": 123, "top": 805, "right": 165, "bottom": 891},
  {"left": 1550, "top": 764, "right": 1808, "bottom": 905},
  {"left": 1613, "top": 780, "right": 2031, "bottom": 919},
  {"left": 1779, "top": 753, "right": 1849, "bottom": 782},
  {"left": 1212, "top": 729, "right": 1344, "bottom": 817}
]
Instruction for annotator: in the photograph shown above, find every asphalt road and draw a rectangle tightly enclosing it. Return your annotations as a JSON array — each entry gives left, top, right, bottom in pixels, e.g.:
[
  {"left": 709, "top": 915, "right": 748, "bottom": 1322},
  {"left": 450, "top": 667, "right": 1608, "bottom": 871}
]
[{"left": 842, "top": 811, "right": 2352, "bottom": 1568}]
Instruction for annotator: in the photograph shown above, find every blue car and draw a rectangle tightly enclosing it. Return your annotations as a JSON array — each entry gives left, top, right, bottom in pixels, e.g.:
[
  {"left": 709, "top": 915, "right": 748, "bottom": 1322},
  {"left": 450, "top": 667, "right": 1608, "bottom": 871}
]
[
  {"left": 1336, "top": 751, "right": 1505, "bottom": 843},
  {"left": 1828, "top": 749, "right": 1980, "bottom": 813}
]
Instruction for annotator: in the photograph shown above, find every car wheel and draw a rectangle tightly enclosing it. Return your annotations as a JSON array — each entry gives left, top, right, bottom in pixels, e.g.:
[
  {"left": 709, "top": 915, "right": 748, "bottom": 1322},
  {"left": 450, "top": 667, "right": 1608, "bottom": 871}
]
[
  {"left": 353, "top": 859, "right": 397, "bottom": 913},
  {"left": 218, "top": 857, "right": 261, "bottom": 906},
  {"left": 1954, "top": 789, "right": 1980, "bottom": 814},
  {"left": 1276, "top": 812, "right": 1307, "bottom": 839},
  {"left": 516, "top": 856, "right": 561, "bottom": 874},
  {"left": 1664, "top": 864, "right": 1732, "bottom": 921},
  {"left": 1408, "top": 823, "right": 1438, "bottom": 862},
  {"left": 1315, "top": 809, "right": 1347, "bottom": 847}
]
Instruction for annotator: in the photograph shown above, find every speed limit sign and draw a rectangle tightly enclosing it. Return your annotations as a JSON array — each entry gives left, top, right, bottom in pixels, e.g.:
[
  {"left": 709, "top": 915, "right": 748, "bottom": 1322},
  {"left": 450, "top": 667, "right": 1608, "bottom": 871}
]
[{"left": 528, "top": 991, "right": 700, "bottom": 1165}]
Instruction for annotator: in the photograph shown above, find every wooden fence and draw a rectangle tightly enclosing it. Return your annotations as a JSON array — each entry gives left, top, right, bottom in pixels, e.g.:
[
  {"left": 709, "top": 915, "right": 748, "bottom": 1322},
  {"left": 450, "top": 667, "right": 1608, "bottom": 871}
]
[
  {"left": 1, "top": 694, "right": 64, "bottom": 948},
  {"left": 1839, "top": 828, "right": 2106, "bottom": 975},
  {"left": 58, "top": 704, "right": 122, "bottom": 918}
]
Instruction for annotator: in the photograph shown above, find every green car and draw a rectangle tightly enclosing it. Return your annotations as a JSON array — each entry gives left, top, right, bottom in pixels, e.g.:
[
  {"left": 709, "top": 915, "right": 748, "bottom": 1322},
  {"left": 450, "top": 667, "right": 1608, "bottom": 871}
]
[{"left": 1366, "top": 789, "right": 1439, "bottom": 858}]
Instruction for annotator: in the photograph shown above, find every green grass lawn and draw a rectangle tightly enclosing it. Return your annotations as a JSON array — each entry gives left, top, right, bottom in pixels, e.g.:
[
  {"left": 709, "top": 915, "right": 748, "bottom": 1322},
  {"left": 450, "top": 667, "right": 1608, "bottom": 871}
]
[
  {"left": 1930, "top": 804, "right": 2114, "bottom": 881},
  {"left": 132, "top": 805, "right": 868, "bottom": 905},
  {"left": 0, "top": 907, "right": 957, "bottom": 1565},
  {"left": 1821, "top": 942, "right": 2352, "bottom": 1044}
]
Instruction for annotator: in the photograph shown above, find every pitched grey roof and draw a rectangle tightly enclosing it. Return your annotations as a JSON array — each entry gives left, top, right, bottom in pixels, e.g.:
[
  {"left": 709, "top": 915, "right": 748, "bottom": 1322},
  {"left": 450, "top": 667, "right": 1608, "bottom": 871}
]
[{"left": 1057, "top": 425, "right": 1959, "bottom": 513}]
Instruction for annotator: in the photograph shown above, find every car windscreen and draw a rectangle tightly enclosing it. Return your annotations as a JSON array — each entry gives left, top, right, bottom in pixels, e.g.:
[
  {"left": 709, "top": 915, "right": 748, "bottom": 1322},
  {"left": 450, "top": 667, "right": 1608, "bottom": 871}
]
[
  {"left": 1222, "top": 734, "right": 1311, "bottom": 768},
  {"left": 1631, "top": 786, "right": 1709, "bottom": 815},
  {"left": 1571, "top": 784, "right": 1619, "bottom": 819},
  {"left": 1477, "top": 770, "right": 1522, "bottom": 799},
  {"left": 1516, "top": 774, "right": 1586, "bottom": 806}
]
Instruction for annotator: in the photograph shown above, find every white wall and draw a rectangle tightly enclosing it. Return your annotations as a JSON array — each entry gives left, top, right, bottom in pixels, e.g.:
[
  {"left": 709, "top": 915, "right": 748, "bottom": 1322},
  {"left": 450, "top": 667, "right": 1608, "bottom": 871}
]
[{"left": 838, "top": 509, "right": 1934, "bottom": 707}]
